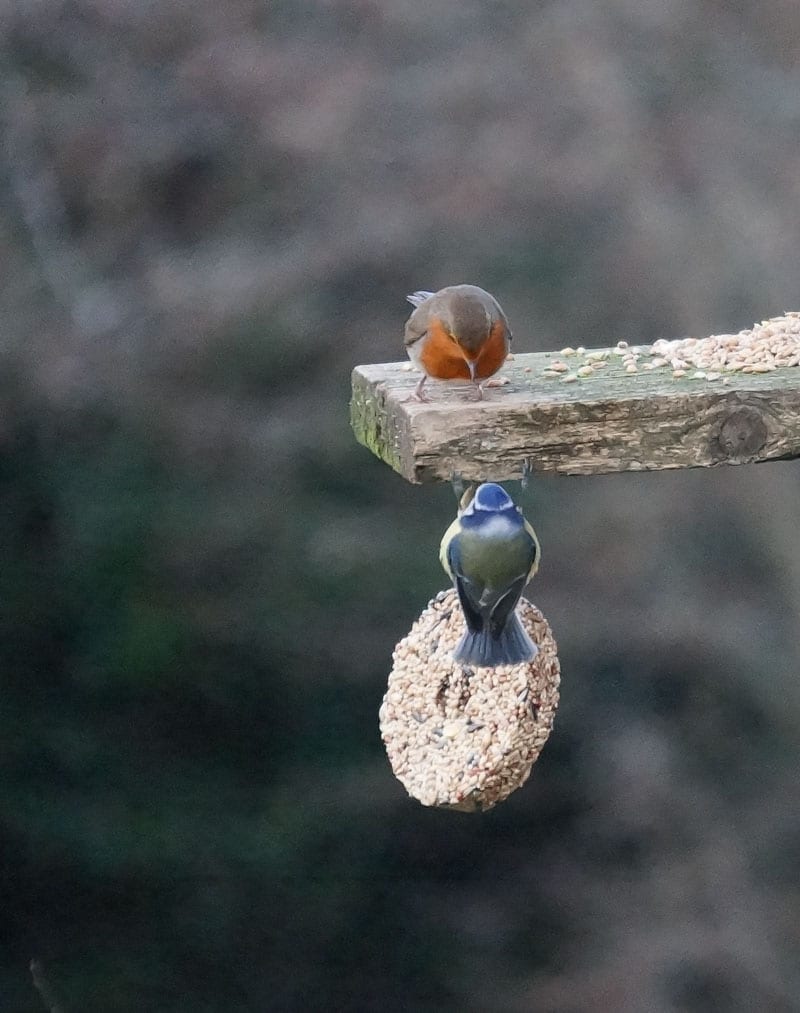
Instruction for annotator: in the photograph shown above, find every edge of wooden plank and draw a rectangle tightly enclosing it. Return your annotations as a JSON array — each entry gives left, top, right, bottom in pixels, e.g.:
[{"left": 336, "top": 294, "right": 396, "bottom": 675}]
[{"left": 351, "top": 351, "right": 800, "bottom": 483}]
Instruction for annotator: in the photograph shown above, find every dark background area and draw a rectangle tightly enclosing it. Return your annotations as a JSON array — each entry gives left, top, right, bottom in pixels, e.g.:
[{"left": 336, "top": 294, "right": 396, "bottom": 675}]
[{"left": 2, "top": 3, "right": 800, "bottom": 1010}]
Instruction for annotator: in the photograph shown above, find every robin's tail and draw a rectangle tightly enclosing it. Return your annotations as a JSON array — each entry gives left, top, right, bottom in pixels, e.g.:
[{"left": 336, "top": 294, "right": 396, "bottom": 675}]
[{"left": 452, "top": 611, "right": 537, "bottom": 668}]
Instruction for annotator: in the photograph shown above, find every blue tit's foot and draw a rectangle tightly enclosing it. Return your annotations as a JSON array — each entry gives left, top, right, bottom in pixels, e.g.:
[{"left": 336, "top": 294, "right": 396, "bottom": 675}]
[
  {"left": 450, "top": 473, "right": 475, "bottom": 511},
  {"left": 450, "top": 471, "right": 465, "bottom": 501}
]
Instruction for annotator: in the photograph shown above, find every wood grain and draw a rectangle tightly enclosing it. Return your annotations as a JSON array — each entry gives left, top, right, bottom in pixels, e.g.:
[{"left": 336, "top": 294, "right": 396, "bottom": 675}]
[{"left": 350, "top": 351, "right": 800, "bottom": 483}]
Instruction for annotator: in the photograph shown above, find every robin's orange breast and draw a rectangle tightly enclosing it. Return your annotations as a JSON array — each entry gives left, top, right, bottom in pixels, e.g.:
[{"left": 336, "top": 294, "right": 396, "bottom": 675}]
[
  {"left": 419, "top": 318, "right": 473, "bottom": 380},
  {"left": 471, "top": 319, "right": 509, "bottom": 380},
  {"left": 419, "top": 317, "right": 509, "bottom": 381}
]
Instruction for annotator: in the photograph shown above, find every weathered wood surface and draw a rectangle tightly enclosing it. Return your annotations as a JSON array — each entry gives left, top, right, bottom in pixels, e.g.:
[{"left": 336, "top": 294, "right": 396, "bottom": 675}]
[{"left": 350, "top": 350, "right": 800, "bottom": 483}]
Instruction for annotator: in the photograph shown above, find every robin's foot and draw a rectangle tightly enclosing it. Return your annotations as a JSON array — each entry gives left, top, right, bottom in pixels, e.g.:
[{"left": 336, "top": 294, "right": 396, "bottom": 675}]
[{"left": 406, "top": 376, "right": 429, "bottom": 402}]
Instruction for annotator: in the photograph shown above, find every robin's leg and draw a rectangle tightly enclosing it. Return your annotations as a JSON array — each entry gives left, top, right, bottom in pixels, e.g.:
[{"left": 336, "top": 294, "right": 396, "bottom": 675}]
[
  {"left": 473, "top": 381, "right": 484, "bottom": 401},
  {"left": 409, "top": 374, "right": 429, "bottom": 402}
]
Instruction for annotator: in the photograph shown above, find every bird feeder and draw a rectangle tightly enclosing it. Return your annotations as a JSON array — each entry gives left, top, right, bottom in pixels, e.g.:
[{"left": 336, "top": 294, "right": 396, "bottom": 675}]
[
  {"left": 357, "top": 311, "right": 800, "bottom": 809},
  {"left": 379, "top": 589, "right": 559, "bottom": 811}
]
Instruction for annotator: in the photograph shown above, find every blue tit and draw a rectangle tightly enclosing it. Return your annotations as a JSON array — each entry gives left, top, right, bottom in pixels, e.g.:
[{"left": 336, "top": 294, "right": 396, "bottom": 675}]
[{"left": 439, "top": 482, "right": 541, "bottom": 667}]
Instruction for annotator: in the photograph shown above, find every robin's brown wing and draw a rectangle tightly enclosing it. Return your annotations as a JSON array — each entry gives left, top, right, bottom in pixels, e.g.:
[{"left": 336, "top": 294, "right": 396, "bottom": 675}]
[{"left": 403, "top": 302, "right": 430, "bottom": 349}]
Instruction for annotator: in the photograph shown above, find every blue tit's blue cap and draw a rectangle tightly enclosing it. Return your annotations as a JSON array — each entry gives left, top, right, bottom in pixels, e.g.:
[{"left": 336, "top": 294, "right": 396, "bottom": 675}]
[{"left": 472, "top": 483, "right": 514, "bottom": 512}]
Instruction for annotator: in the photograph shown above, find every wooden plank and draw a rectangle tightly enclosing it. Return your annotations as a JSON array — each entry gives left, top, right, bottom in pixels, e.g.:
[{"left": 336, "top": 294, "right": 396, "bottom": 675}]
[{"left": 350, "top": 350, "right": 800, "bottom": 483}]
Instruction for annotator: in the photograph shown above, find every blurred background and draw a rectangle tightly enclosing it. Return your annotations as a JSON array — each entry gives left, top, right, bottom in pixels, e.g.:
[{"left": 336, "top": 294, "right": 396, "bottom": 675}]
[{"left": 2, "top": 2, "right": 800, "bottom": 1010}]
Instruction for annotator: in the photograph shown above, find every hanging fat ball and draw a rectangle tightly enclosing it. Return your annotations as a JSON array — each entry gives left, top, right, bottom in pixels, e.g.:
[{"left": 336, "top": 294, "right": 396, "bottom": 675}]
[
  {"left": 440, "top": 482, "right": 540, "bottom": 667},
  {"left": 380, "top": 589, "right": 560, "bottom": 812}
]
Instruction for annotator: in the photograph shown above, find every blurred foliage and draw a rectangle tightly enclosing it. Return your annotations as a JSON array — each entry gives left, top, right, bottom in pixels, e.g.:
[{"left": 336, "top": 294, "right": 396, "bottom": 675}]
[{"left": 3, "top": 2, "right": 800, "bottom": 1011}]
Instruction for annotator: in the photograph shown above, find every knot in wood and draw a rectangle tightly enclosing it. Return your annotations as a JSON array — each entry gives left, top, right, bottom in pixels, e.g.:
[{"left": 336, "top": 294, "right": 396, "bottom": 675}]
[{"left": 712, "top": 406, "right": 768, "bottom": 463}]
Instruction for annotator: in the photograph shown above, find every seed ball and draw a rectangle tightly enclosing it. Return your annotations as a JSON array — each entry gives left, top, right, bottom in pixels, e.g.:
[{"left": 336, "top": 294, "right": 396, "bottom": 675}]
[{"left": 380, "top": 589, "right": 560, "bottom": 812}]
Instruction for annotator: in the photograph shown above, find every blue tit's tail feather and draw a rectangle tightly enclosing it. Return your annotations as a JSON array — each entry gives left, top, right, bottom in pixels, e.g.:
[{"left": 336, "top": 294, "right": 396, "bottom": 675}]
[{"left": 453, "top": 611, "right": 537, "bottom": 667}]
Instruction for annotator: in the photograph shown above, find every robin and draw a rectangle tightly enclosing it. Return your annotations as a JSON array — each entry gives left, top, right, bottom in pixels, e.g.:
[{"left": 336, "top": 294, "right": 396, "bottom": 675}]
[
  {"left": 440, "top": 482, "right": 540, "bottom": 667},
  {"left": 403, "top": 285, "right": 512, "bottom": 401}
]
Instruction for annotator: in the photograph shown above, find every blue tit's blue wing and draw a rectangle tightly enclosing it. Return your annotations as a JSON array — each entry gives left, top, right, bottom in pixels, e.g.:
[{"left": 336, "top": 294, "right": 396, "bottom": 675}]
[
  {"left": 488, "top": 532, "right": 539, "bottom": 634},
  {"left": 454, "top": 574, "right": 485, "bottom": 634},
  {"left": 488, "top": 575, "right": 528, "bottom": 638},
  {"left": 447, "top": 536, "right": 485, "bottom": 634}
]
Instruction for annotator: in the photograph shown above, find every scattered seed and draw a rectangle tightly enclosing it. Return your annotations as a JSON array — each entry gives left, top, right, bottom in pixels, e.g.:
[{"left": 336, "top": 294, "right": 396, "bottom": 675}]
[
  {"left": 576, "top": 366, "right": 594, "bottom": 377},
  {"left": 549, "top": 361, "right": 569, "bottom": 373},
  {"left": 625, "top": 364, "right": 638, "bottom": 374},
  {"left": 673, "top": 369, "right": 687, "bottom": 378},
  {"left": 561, "top": 373, "right": 579, "bottom": 383},
  {"left": 644, "top": 315, "right": 800, "bottom": 376}
]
